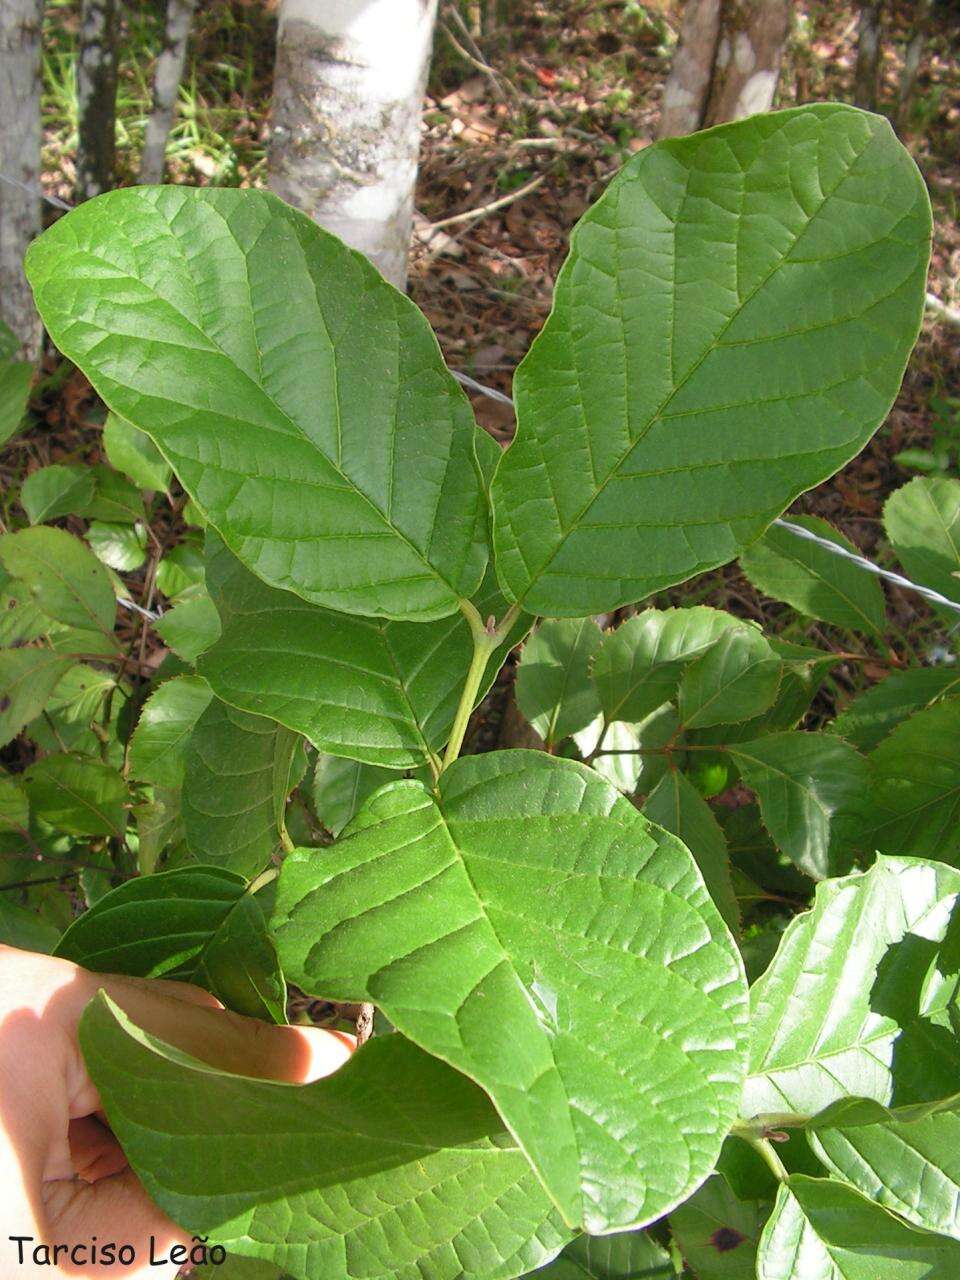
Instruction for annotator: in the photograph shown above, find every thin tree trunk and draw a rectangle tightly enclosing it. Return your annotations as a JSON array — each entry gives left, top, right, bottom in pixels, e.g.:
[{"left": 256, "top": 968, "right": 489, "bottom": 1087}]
[
  {"left": 853, "top": 2, "right": 884, "bottom": 111},
  {"left": 140, "top": 0, "right": 196, "bottom": 184},
  {"left": 0, "top": 0, "right": 43, "bottom": 360},
  {"left": 75, "top": 0, "right": 118, "bottom": 201},
  {"left": 657, "top": 0, "right": 721, "bottom": 139},
  {"left": 268, "top": 0, "right": 439, "bottom": 290},
  {"left": 703, "top": 0, "right": 791, "bottom": 126},
  {"left": 897, "top": 0, "right": 932, "bottom": 131}
]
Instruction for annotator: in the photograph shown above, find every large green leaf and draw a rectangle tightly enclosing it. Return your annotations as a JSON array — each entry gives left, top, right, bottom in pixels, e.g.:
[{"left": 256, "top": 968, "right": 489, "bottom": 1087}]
[
  {"left": 677, "top": 628, "right": 781, "bottom": 730},
  {"left": 884, "top": 477, "right": 960, "bottom": 614},
  {"left": 26, "top": 186, "right": 489, "bottom": 622},
  {"left": 864, "top": 701, "right": 960, "bottom": 862},
  {"left": 127, "top": 675, "right": 214, "bottom": 788},
  {"left": 745, "top": 856, "right": 960, "bottom": 1120},
  {"left": 490, "top": 104, "right": 930, "bottom": 615},
  {"left": 0, "top": 526, "right": 117, "bottom": 639},
  {"left": 831, "top": 668, "right": 960, "bottom": 752},
  {"left": 181, "top": 698, "right": 299, "bottom": 876},
  {"left": 22, "top": 753, "right": 128, "bottom": 837},
  {"left": 80, "top": 994, "right": 571, "bottom": 1280},
  {"left": 593, "top": 609, "right": 743, "bottom": 726},
  {"left": 757, "top": 1175, "right": 960, "bottom": 1279},
  {"left": 56, "top": 866, "right": 285, "bottom": 1022},
  {"left": 739, "top": 516, "right": 886, "bottom": 638},
  {"left": 0, "top": 649, "right": 73, "bottom": 748},
  {"left": 515, "top": 618, "right": 602, "bottom": 747},
  {"left": 669, "top": 1174, "right": 768, "bottom": 1279},
  {"left": 199, "top": 539, "right": 525, "bottom": 770},
  {"left": 727, "top": 734, "right": 869, "bottom": 880},
  {"left": 812, "top": 1107, "right": 960, "bottom": 1240},
  {"left": 642, "top": 768, "right": 739, "bottom": 933},
  {"left": 273, "top": 750, "right": 749, "bottom": 1233},
  {"left": 534, "top": 1231, "right": 673, "bottom": 1280}
]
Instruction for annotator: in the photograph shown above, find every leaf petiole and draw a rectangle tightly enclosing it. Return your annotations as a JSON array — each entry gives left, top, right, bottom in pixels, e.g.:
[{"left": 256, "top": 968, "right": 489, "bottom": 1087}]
[{"left": 441, "top": 598, "right": 521, "bottom": 771}]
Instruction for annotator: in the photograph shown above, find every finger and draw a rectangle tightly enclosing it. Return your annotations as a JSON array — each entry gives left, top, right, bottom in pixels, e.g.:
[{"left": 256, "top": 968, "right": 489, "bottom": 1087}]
[{"left": 68, "top": 1115, "right": 128, "bottom": 1183}]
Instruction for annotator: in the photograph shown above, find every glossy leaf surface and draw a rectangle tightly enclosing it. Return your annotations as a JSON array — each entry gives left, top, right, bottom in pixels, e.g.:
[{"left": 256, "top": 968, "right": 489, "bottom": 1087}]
[{"left": 678, "top": 627, "right": 781, "bottom": 730}]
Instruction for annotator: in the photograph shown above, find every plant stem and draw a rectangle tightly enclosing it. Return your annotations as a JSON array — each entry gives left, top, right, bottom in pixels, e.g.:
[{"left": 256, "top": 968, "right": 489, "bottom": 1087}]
[
  {"left": 247, "top": 866, "right": 279, "bottom": 896},
  {"left": 442, "top": 599, "right": 520, "bottom": 771},
  {"left": 740, "top": 1130, "right": 790, "bottom": 1182}
]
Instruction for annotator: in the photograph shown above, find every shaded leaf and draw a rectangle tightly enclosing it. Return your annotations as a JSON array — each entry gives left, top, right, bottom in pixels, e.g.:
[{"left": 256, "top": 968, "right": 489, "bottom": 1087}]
[
  {"left": 20, "top": 464, "right": 96, "bottom": 523},
  {"left": 0, "top": 526, "right": 117, "bottom": 638},
  {"left": 670, "top": 1174, "right": 767, "bottom": 1279},
  {"left": 831, "top": 667, "right": 960, "bottom": 752},
  {"left": 516, "top": 618, "right": 602, "bottom": 747},
  {"left": 885, "top": 477, "right": 960, "bottom": 615},
  {"left": 678, "top": 628, "right": 781, "bottom": 730},
  {"left": 0, "top": 649, "right": 73, "bottom": 748},
  {"left": 311, "top": 755, "right": 398, "bottom": 838},
  {"left": 128, "top": 675, "right": 214, "bottom": 789},
  {"left": 23, "top": 753, "right": 128, "bottom": 837},
  {"left": 155, "top": 595, "right": 222, "bottom": 664},
  {"left": 534, "top": 1230, "right": 674, "bottom": 1280},
  {"left": 103, "top": 412, "right": 171, "bottom": 492},
  {"left": 0, "top": 897, "right": 61, "bottom": 953}
]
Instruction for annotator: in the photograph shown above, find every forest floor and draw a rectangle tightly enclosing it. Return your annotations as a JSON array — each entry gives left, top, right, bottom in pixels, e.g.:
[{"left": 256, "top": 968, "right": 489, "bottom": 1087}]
[{"left": 25, "top": 0, "right": 960, "bottom": 713}]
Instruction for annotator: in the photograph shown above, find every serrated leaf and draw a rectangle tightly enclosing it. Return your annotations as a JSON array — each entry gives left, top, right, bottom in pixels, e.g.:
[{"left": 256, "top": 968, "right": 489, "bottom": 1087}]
[
  {"left": 0, "top": 572, "right": 51, "bottom": 645},
  {"left": 728, "top": 733, "right": 869, "bottom": 880},
  {"left": 490, "top": 105, "right": 930, "bottom": 615},
  {"left": 128, "top": 675, "right": 213, "bottom": 788},
  {"left": 864, "top": 701, "right": 960, "bottom": 862},
  {"left": 885, "top": 477, "right": 960, "bottom": 615},
  {"left": 22, "top": 753, "right": 128, "bottom": 837},
  {"left": 669, "top": 1174, "right": 767, "bottom": 1279},
  {"left": 811, "top": 1106, "right": 960, "bottom": 1240},
  {"left": 678, "top": 628, "right": 781, "bottom": 730},
  {"left": 593, "top": 609, "right": 742, "bottom": 726},
  {"left": 20, "top": 464, "right": 96, "bottom": 523},
  {"left": 745, "top": 856, "right": 960, "bottom": 1119},
  {"left": 0, "top": 526, "right": 117, "bottom": 638},
  {"left": 273, "top": 750, "right": 749, "bottom": 1233},
  {"left": 103, "top": 412, "right": 171, "bottom": 492},
  {"left": 535, "top": 1230, "right": 674, "bottom": 1280},
  {"left": 80, "top": 994, "right": 571, "bottom": 1280},
  {"left": 155, "top": 595, "right": 222, "bottom": 663},
  {"left": 56, "top": 866, "right": 285, "bottom": 1021},
  {"left": 740, "top": 516, "right": 886, "bottom": 638},
  {"left": 199, "top": 539, "right": 526, "bottom": 770},
  {"left": 831, "top": 667, "right": 960, "bottom": 752},
  {"left": 757, "top": 1175, "right": 960, "bottom": 1279},
  {"left": 516, "top": 618, "right": 602, "bottom": 747},
  {"left": 182, "top": 699, "right": 298, "bottom": 876},
  {"left": 312, "top": 755, "right": 399, "bottom": 837},
  {"left": 0, "top": 648, "right": 73, "bottom": 747},
  {"left": 27, "top": 186, "right": 490, "bottom": 622},
  {"left": 643, "top": 769, "right": 739, "bottom": 933},
  {"left": 86, "top": 520, "right": 148, "bottom": 572}
]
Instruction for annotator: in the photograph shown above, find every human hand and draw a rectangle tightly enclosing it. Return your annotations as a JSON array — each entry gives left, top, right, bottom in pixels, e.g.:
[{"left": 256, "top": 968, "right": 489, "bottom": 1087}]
[{"left": 0, "top": 945, "right": 354, "bottom": 1278}]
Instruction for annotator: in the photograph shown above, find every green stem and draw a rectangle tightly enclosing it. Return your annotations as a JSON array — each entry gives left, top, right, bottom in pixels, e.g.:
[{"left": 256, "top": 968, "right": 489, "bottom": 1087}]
[
  {"left": 740, "top": 1131, "right": 790, "bottom": 1182},
  {"left": 442, "top": 599, "right": 521, "bottom": 771},
  {"left": 247, "top": 866, "right": 279, "bottom": 896}
]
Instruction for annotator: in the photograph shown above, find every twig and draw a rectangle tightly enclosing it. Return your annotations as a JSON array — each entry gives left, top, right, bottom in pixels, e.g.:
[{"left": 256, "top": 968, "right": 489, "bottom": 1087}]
[
  {"left": 425, "top": 173, "right": 546, "bottom": 232},
  {"left": 926, "top": 291, "right": 960, "bottom": 329}
]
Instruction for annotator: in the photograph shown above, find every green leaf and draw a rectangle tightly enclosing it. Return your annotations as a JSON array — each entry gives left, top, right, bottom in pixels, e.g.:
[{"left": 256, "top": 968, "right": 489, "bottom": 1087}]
[
  {"left": 22, "top": 753, "right": 128, "bottom": 837},
  {"left": 86, "top": 521, "right": 148, "bottom": 572},
  {"left": 593, "top": 608, "right": 742, "bottom": 725},
  {"left": 515, "top": 618, "right": 602, "bottom": 746},
  {"left": 135, "top": 786, "right": 182, "bottom": 875},
  {"left": 27, "top": 185, "right": 490, "bottom": 622},
  {"left": 273, "top": 750, "right": 749, "bottom": 1233},
  {"left": 156, "top": 541, "right": 205, "bottom": 601},
  {"left": 757, "top": 1175, "right": 960, "bottom": 1279},
  {"left": 739, "top": 516, "right": 886, "bottom": 638},
  {"left": 199, "top": 538, "right": 526, "bottom": 770},
  {"left": 102, "top": 412, "right": 171, "bottom": 492},
  {"left": 534, "top": 1231, "right": 674, "bottom": 1280},
  {"left": 745, "top": 856, "right": 960, "bottom": 1119},
  {"left": 182, "top": 698, "right": 298, "bottom": 876},
  {"left": 669, "top": 1174, "right": 767, "bottom": 1279},
  {"left": 865, "top": 701, "right": 960, "bottom": 862},
  {"left": 0, "top": 774, "right": 29, "bottom": 831},
  {"left": 20, "top": 464, "right": 96, "bottom": 523},
  {"left": 831, "top": 667, "right": 960, "bottom": 752},
  {"left": 0, "top": 526, "right": 117, "bottom": 638},
  {"left": 128, "top": 675, "right": 214, "bottom": 788},
  {"left": 490, "top": 104, "right": 930, "bottom": 615},
  {"left": 643, "top": 769, "right": 739, "bottom": 933},
  {"left": 728, "top": 733, "right": 869, "bottom": 880},
  {"left": 47, "top": 662, "right": 115, "bottom": 723},
  {"left": 80, "top": 994, "right": 571, "bottom": 1280},
  {"left": 0, "top": 648, "right": 73, "bottom": 747},
  {"left": 56, "top": 866, "right": 285, "bottom": 1021},
  {"left": 86, "top": 464, "right": 146, "bottom": 524},
  {"left": 154, "top": 595, "right": 222, "bottom": 663},
  {"left": 0, "top": 897, "right": 61, "bottom": 953},
  {"left": 311, "top": 755, "right": 398, "bottom": 837},
  {"left": 885, "top": 477, "right": 960, "bottom": 615},
  {"left": 811, "top": 1107, "right": 960, "bottom": 1240},
  {"left": 678, "top": 628, "right": 781, "bottom": 730},
  {"left": 0, "top": 321, "right": 32, "bottom": 445}
]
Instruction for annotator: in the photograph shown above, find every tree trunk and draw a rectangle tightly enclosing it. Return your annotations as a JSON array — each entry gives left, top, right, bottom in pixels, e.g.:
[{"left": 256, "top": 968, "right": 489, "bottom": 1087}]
[
  {"left": 657, "top": 0, "right": 721, "bottom": 139},
  {"left": 703, "top": 0, "right": 791, "bottom": 126},
  {"left": 268, "top": 0, "right": 438, "bottom": 290},
  {"left": 897, "top": 0, "right": 932, "bottom": 132},
  {"left": 853, "top": 2, "right": 884, "bottom": 111},
  {"left": 140, "top": 0, "right": 196, "bottom": 184},
  {"left": 0, "top": 0, "right": 43, "bottom": 360},
  {"left": 75, "top": 0, "right": 118, "bottom": 201}
]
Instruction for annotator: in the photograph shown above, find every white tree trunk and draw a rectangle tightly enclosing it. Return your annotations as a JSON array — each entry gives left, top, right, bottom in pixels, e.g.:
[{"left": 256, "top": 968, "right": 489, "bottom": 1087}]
[
  {"left": 140, "top": 0, "right": 196, "bottom": 184},
  {"left": 657, "top": 0, "right": 721, "bottom": 140},
  {"left": 0, "top": 0, "right": 43, "bottom": 359},
  {"left": 268, "top": 0, "right": 438, "bottom": 290},
  {"left": 75, "top": 0, "right": 118, "bottom": 201},
  {"left": 703, "top": 0, "right": 791, "bottom": 126}
]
